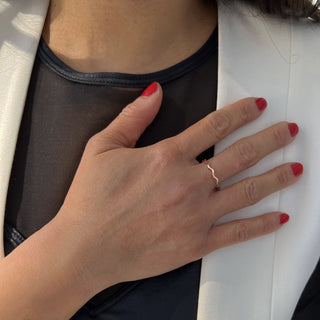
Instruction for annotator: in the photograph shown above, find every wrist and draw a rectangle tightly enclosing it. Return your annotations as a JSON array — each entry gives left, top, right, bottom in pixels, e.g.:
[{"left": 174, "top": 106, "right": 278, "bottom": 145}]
[
  {"left": 54, "top": 207, "right": 121, "bottom": 294},
  {"left": 0, "top": 216, "right": 103, "bottom": 319}
]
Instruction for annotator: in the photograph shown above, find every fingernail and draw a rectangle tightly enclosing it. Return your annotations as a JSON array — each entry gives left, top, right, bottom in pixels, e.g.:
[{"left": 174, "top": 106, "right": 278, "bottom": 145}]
[
  {"left": 256, "top": 98, "right": 267, "bottom": 111},
  {"left": 288, "top": 123, "right": 299, "bottom": 137},
  {"left": 279, "top": 213, "right": 290, "bottom": 224},
  {"left": 291, "top": 163, "right": 303, "bottom": 176},
  {"left": 141, "top": 82, "right": 158, "bottom": 97}
]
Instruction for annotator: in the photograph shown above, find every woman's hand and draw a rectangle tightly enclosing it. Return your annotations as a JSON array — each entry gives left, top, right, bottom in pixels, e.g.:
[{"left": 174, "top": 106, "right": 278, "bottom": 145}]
[{"left": 55, "top": 82, "right": 302, "bottom": 296}]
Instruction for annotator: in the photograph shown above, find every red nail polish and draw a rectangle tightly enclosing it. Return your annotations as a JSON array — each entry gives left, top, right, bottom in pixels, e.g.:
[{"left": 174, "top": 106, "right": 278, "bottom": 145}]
[
  {"left": 291, "top": 163, "right": 303, "bottom": 176},
  {"left": 255, "top": 98, "right": 267, "bottom": 111},
  {"left": 280, "top": 213, "right": 290, "bottom": 224},
  {"left": 288, "top": 123, "right": 299, "bottom": 137},
  {"left": 141, "top": 82, "right": 158, "bottom": 97}
]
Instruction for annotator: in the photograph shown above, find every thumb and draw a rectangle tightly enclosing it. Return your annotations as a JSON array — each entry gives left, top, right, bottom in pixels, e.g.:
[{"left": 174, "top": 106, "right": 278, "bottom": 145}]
[{"left": 91, "top": 82, "right": 163, "bottom": 152}]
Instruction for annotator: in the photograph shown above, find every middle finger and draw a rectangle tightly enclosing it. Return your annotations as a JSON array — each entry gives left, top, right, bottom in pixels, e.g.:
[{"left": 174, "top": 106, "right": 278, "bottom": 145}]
[
  {"left": 199, "top": 121, "right": 299, "bottom": 184},
  {"left": 209, "top": 162, "right": 303, "bottom": 220}
]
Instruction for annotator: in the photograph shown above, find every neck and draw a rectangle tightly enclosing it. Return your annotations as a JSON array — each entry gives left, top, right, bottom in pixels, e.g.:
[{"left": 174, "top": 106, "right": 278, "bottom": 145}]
[{"left": 43, "top": 0, "right": 218, "bottom": 74}]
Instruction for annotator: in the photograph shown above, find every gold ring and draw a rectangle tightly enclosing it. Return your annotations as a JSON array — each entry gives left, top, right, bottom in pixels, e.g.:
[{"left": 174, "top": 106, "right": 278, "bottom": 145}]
[{"left": 202, "top": 159, "right": 221, "bottom": 191}]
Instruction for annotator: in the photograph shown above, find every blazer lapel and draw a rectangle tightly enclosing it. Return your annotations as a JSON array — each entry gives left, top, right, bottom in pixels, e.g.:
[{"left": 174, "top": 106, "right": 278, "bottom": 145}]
[
  {"left": 0, "top": 0, "right": 49, "bottom": 258},
  {"left": 197, "top": 2, "right": 320, "bottom": 319}
]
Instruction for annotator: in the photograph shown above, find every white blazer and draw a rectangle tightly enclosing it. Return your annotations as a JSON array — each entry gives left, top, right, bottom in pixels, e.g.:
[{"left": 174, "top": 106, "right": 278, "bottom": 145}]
[{"left": 1, "top": 1, "right": 320, "bottom": 319}]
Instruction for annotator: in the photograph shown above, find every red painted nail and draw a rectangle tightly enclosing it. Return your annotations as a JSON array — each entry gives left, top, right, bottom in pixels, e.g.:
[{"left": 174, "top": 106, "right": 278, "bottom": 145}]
[
  {"left": 141, "top": 82, "right": 158, "bottom": 97},
  {"left": 291, "top": 163, "right": 303, "bottom": 176},
  {"left": 288, "top": 123, "right": 299, "bottom": 137},
  {"left": 280, "top": 213, "right": 290, "bottom": 225},
  {"left": 255, "top": 98, "right": 267, "bottom": 111}
]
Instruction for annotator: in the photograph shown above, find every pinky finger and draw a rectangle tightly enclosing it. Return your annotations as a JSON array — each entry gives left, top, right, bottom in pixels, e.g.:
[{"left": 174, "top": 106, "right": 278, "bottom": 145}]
[{"left": 205, "top": 212, "right": 289, "bottom": 253}]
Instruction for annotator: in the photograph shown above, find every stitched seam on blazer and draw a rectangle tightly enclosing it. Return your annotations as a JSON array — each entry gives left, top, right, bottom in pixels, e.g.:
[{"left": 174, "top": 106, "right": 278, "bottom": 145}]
[{"left": 269, "top": 17, "right": 294, "bottom": 320}]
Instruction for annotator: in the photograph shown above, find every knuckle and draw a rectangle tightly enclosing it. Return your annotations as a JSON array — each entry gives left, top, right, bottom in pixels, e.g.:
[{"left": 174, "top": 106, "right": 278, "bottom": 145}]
[
  {"left": 234, "top": 222, "right": 251, "bottom": 242},
  {"left": 243, "top": 179, "right": 260, "bottom": 205},
  {"left": 234, "top": 140, "right": 258, "bottom": 167},
  {"left": 153, "top": 139, "right": 180, "bottom": 165},
  {"left": 209, "top": 111, "right": 232, "bottom": 140},
  {"left": 121, "top": 102, "right": 136, "bottom": 115},
  {"left": 261, "top": 215, "right": 274, "bottom": 234},
  {"left": 272, "top": 127, "right": 286, "bottom": 147},
  {"left": 179, "top": 236, "right": 196, "bottom": 259},
  {"left": 85, "top": 135, "right": 99, "bottom": 151},
  {"left": 188, "top": 241, "right": 204, "bottom": 260},
  {"left": 275, "top": 167, "right": 290, "bottom": 186},
  {"left": 120, "top": 102, "right": 142, "bottom": 121},
  {"left": 239, "top": 103, "right": 252, "bottom": 123},
  {"left": 180, "top": 228, "right": 207, "bottom": 260}
]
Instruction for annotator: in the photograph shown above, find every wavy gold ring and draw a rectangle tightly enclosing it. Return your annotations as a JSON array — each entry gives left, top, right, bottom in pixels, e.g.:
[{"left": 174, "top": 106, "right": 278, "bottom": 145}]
[{"left": 202, "top": 159, "right": 221, "bottom": 191}]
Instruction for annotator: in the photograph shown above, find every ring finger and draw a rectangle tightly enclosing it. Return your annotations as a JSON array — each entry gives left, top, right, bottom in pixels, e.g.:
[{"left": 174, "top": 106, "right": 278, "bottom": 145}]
[
  {"left": 199, "top": 121, "right": 299, "bottom": 186},
  {"left": 210, "top": 162, "right": 303, "bottom": 220}
]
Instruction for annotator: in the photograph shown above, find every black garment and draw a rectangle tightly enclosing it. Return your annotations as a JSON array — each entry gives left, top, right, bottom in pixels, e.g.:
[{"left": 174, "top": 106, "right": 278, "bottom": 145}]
[{"left": 3, "top": 25, "right": 319, "bottom": 319}]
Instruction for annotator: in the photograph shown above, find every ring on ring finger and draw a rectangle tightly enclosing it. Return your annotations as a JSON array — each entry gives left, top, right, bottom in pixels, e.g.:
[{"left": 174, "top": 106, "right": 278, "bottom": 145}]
[{"left": 202, "top": 159, "right": 221, "bottom": 191}]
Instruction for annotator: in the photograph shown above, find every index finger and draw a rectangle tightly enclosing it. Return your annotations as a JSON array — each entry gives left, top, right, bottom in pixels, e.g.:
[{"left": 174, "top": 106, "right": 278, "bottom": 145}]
[{"left": 173, "top": 97, "right": 267, "bottom": 159}]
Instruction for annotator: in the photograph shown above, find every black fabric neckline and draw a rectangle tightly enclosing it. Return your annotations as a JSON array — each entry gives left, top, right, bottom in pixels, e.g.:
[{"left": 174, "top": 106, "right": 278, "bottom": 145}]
[{"left": 38, "top": 27, "right": 218, "bottom": 88}]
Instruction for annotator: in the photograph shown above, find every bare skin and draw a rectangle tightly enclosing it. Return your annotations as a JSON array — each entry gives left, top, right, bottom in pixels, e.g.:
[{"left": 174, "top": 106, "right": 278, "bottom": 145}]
[
  {"left": 42, "top": 0, "right": 218, "bottom": 73},
  {"left": 0, "top": 1, "right": 302, "bottom": 319}
]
